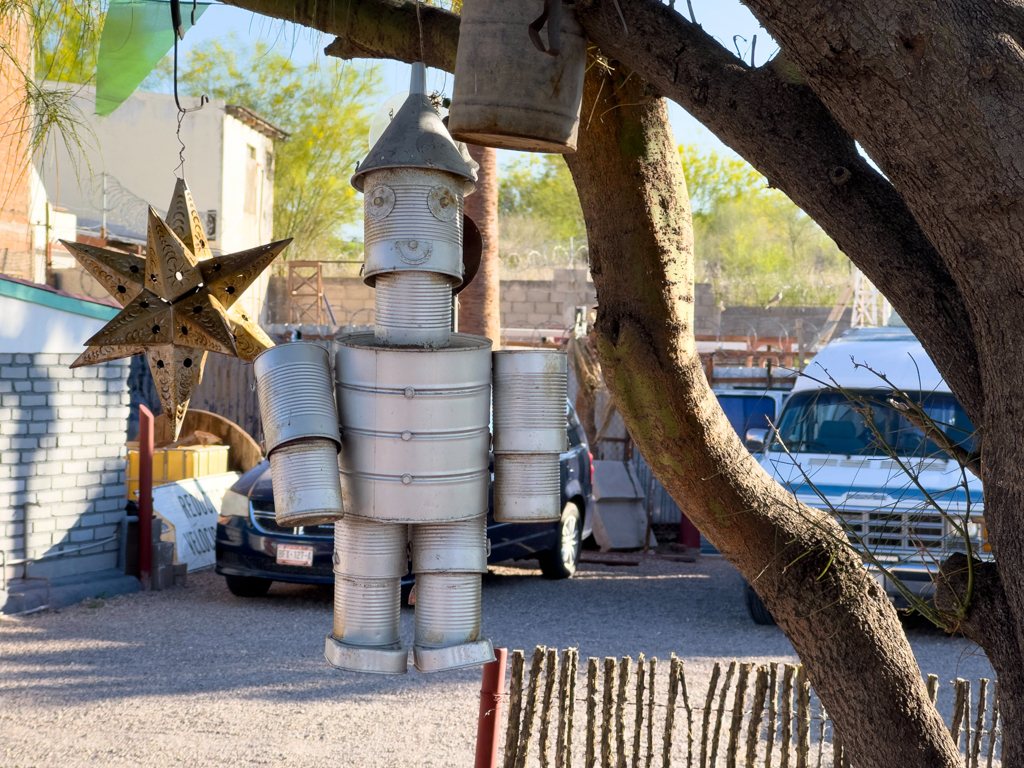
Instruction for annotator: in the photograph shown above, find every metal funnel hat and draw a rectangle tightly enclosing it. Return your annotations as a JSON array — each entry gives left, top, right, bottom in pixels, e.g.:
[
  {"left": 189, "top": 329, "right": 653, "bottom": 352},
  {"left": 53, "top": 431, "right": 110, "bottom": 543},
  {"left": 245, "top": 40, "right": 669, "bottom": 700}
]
[{"left": 352, "top": 63, "right": 476, "bottom": 192}]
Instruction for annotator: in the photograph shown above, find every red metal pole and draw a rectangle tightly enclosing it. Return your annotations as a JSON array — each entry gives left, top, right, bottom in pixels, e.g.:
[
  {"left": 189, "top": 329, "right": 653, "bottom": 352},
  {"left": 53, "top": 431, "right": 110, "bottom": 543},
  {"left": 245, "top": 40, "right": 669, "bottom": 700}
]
[
  {"left": 138, "top": 404, "right": 154, "bottom": 591},
  {"left": 474, "top": 647, "right": 508, "bottom": 768}
]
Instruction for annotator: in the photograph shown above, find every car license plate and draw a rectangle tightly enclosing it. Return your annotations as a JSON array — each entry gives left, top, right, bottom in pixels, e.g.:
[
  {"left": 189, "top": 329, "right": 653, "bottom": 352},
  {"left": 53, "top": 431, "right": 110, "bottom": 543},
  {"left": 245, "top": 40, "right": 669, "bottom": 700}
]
[{"left": 276, "top": 544, "right": 314, "bottom": 566}]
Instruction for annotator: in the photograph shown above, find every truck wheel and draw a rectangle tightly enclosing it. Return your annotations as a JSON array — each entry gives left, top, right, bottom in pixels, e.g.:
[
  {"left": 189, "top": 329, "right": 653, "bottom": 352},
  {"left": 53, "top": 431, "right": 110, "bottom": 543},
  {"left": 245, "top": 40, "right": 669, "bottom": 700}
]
[
  {"left": 225, "top": 575, "right": 272, "bottom": 597},
  {"left": 539, "top": 502, "right": 582, "bottom": 580},
  {"left": 745, "top": 582, "right": 776, "bottom": 625}
]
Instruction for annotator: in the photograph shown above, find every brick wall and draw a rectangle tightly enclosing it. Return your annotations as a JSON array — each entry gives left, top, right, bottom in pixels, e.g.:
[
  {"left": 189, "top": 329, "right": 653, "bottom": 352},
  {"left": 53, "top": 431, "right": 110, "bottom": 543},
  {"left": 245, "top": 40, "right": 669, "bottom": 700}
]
[
  {"left": 0, "top": 354, "right": 131, "bottom": 584},
  {"left": 0, "top": 12, "right": 34, "bottom": 280}
]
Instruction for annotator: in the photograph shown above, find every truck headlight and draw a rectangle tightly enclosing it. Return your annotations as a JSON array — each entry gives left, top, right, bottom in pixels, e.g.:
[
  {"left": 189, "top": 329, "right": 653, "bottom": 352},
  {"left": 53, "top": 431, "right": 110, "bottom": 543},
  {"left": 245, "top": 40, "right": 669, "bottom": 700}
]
[{"left": 220, "top": 489, "right": 251, "bottom": 519}]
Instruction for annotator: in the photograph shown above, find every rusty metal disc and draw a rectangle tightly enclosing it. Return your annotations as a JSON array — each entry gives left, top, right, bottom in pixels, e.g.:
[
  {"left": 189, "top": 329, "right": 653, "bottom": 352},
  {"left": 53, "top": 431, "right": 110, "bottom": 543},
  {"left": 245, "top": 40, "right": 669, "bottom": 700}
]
[{"left": 455, "top": 214, "right": 482, "bottom": 295}]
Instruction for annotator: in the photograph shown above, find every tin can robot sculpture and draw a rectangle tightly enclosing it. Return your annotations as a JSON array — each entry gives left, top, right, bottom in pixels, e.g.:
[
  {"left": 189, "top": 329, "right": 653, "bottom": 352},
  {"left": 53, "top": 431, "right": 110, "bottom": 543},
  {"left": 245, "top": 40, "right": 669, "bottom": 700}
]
[{"left": 255, "top": 64, "right": 567, "bottom": 674}]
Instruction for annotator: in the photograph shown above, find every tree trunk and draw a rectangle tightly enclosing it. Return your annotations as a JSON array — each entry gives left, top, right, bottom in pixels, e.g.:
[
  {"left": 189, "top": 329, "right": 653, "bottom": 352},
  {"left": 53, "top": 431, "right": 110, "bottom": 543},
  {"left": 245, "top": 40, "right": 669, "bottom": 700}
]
[
  {"left": 564, "top": 62, "right": 960, "bottom": 768},
  {"left": 459, "top": 143, "right": 501, "bottom": 345}
]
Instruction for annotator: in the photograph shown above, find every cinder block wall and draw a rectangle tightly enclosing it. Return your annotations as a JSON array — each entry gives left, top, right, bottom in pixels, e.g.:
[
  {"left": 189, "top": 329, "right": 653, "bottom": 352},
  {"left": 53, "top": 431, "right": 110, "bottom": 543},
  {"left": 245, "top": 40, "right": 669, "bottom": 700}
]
[{"left": 0, "top": 354, "right": 130, "bottom": 584}]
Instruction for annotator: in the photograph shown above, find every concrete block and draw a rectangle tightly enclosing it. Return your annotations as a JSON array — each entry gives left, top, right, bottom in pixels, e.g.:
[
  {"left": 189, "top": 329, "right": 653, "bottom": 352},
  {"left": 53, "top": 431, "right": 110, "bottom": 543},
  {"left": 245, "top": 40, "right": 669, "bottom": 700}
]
[
  {"left": 104, "top": 432, "right": 127, "bottom": 445},
  {"left": 0, "top": 381, "right": 10, "bottom": 393},
  {"left": 31, "top": 517, "right": 56, "bottom": 533},
  {"left": 50, "top": 475, "right": 77, "bottom": 490},
  {"left": 72, "top": 366, "right": 98, "bottom": 379},
  {"left": 69, "top": 528, "right": 95, "bottom": 543},
  {"left": 62, "top": 461, "right": 88, "bottom": 474},
  {"left": 4, "top": 522, "right": 24, "bottom": 537},
  {"left": 535, "top": 302, "right": 559, "bottom": 315},
  {"left": 0, "top": 354, "right": 11, "bottom": 365},
  {"left": 34, "top": 463, "right": 64, "bottom": 476},
  {"left": 28, "top": 423, "right": 47, "bottom": 435},
  {"left": 37, "top": 435, "right": 57, "bottom": 448},
  {"left": 63, "top": 488, "right": 88, "bottom": 502},
  {"left": 0, "top": 422, "right": 26, "bottom": 436},
  {"left": 45, "top": 448, "right": 72, "bottom": 462},
  {"left": 96, "top": 446, "right": 121, "bottom": 458},
  {"left": 0, "top": 410, "right": 9, "bottom": 423},
  {"left": 54, "top": 515, "right": 79, "bottom": 531},
  {"left": 35, "top": 490, "right": 63, "bottom": 504},
  {"left": 46, "top": 366, "right": 73, "bottom": 379},
  {"left": 0, "top": 451, "right": 19, "bottom": 464},
  {"left": 13, "top": 380, "right": 31, "bottom": 392},
  {"left": 0, "top": 478, "right": 25, "bottom": 494},
  {"left": 1, "top": 395, "right": 18, "bottom": 407},
  {"left": 526, "top": 313, "right": 551, "bottom": 326},
  {"left": 76, "top": 472, "right": 102, "bottom": 487},
  {"left": 71, "top": 420, "right": 98, "bottom": 433},
  {"left": 47, "top": 393, "right": 73, "bottom": 407},
  {"left": 25, "top": 477, "right": 51, "bottom": 492},
  {"left": 57, "top": 407, "right": 84, "bottom": 420},
  {"left": 57, "top": 379, "right": 84, "bottom": 392},
  {"left": 83, "top": 380, "right": 106, "bottom": 393},
  {"left": 33, "top": 354, "right": 60, "bottom": 366},
  {"left": 84, "top": 407, "right": 106, "bottom": 420},
  {"left": 9, "top": 464, "right": 30, "bottom": 478},
  {"left": 72, "top": 447, "right": 99, "bottom": 461},
  {"left": 32, "top": 407, "right": 56, "bottom": 421},
  {"left": 14, "top": 355, "right": 30, "bottom": 364},
  {"left": 71, "top": 393, "right": 98, "bottom": 406},
  {"left": 11, "top": 437, "right": 38, "bottom": 450},
  {"left": 26, "top": 531, "right": 54, "bottom": 549},
  {"left": 107, "top": 406, "right": 131, "bottom": 420},
  {"left": 94, "top": 498, "right": 124, "bottom": 512},
  {"left": 2, "top": 366, "right": 27, "bottom": 379},
  {"left": 96, "top": 420, "right": 122, "bottom": 433},
  {"left": 87, "top": 486, "right": 105, "bottom": 500},
  {"left": 31, "top": 380, "right": 57, "bottom": 393},
  {"left": 57, "top": 354, "right": 79, "bottom": 366},
  {"left": 57, "top": 434, "right": 83, "bottom": 447}
]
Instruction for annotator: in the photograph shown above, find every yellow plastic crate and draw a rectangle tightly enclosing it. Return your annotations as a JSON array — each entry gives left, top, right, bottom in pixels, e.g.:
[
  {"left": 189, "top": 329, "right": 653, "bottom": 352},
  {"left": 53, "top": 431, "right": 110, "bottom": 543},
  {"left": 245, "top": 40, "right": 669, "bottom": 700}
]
[{"left": 126, "top": 444, "right": 230, "bottom": 499}]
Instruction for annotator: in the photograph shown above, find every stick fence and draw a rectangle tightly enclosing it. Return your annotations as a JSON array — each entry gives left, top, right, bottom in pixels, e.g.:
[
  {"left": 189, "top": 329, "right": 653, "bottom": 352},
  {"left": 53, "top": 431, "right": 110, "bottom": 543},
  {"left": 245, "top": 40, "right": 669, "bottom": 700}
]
[{"left": 500, "top": 648, "right": 1002, "bottom": 768}]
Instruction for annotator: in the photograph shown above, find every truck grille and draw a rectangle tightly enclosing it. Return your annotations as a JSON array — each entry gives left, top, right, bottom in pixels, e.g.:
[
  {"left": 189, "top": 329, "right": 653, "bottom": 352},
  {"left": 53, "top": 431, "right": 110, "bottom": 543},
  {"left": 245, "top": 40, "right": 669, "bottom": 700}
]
[{"left": 250, "top": 501, "right": 335, "bottom": 538}]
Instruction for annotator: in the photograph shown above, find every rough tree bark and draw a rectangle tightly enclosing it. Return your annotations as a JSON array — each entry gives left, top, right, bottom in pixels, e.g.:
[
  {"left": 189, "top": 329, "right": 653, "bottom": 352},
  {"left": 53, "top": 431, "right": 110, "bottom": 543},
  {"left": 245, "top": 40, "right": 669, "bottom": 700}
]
[{"left": 459, "top": 144, "right": 501, "bottom": 344}]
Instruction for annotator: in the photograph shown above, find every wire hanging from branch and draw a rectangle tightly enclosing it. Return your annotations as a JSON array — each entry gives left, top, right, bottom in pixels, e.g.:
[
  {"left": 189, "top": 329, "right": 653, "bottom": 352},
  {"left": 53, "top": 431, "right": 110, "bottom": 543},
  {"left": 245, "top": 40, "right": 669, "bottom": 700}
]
[{"left": 170, "top": 0, "right": 209, "bottom": 179}]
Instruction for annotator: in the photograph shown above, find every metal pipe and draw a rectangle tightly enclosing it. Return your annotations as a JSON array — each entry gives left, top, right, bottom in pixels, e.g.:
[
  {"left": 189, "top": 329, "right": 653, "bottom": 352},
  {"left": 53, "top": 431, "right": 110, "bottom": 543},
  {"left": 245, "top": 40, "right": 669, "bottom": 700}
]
[
  {"left": 138, "top": 404, "right": 154, "bottom": 591},
  {"left": 474, "top": 647, "right": 508, "bottom": 768}
]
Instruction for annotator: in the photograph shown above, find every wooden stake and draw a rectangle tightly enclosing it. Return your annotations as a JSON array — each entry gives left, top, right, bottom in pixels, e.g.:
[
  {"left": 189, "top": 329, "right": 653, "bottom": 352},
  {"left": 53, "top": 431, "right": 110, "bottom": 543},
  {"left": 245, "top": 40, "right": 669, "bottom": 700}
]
[
  {"left": 814, "top": 706, "right": 827, "bottom": 768},
  {"left": 646, "top": 658, "right": 656, "bottom": 768},
  {"left": 514, "top": 646, "right": 547, "bottom": 768},
  {"left": 540, "top": 648, "right": 558, "bottom": 768},
  {"left": 963, "top": 680, "right": 973, "bottom": 764},
  {"left": 709, "top": 660, "right": 737, "bottom": 768},
  {"left": 745, "top": 665, "right": 769, "bottom": 768},
  {"left": 726, "top": 662, "right": 752, "bottom": 768},
  {"left": 765, "top": 664, "right": 779, "bottom": 768},
  {"left": 633, "top": 653, "right": 646, "bottom": 768},
  {"left": 699, "top": 662, "right": 722, "bottom": 768},
  {"left": 780, "top": 664, "right": 796, "bottom": 768},
  {"left": 587, "top": 658, "right": 599, "bottom": 768},
  {"left": 616, "top": 656, "right": 632, "bottom": 768},
  {"left": 504, "top": 650, "right": 526, "bottom": 768},
  {"left": 927, "top": 674, "right": 939, "bottom": 706},
  {"left": 556, "top": 650, "right": 571, "bottom": 768},
  {"left": 679, "top": 659, "right": 694, "bottom": 768},
  {"left": 971, "top": 678, "right": 988, "bottom": 768},
  {"left": 662, "top": 655, "right": 680, "bottom": 768},
  {"left": 986, "top": 681, "right": 999, "bottom": 768},
  {"left": 602, "top": 657, "right": 616, "bottom": 768},
  {"left": 567, "top": 650, "right": 579, "bottom": 768},
  {"left": 950, "top": 678, "right": 967, "bottom": 750},
  {"left": 795, "top": 666, "right": 811, "bottom": 768}
]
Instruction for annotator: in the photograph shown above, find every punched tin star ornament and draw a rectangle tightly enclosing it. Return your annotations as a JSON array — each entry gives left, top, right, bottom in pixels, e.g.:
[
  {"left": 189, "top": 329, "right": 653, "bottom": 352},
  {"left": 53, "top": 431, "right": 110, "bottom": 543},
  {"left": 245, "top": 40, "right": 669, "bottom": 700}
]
[{"left": 60, "top": 178, "right": 291, "bottom": 440}]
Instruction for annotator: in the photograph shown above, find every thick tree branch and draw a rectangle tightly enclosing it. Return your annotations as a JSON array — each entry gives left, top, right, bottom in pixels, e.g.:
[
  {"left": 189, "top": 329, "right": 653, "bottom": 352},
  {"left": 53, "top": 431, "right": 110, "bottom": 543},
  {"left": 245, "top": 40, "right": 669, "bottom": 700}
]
[{"left": 572, "top": 0, "right": 983, "bottom": 426}]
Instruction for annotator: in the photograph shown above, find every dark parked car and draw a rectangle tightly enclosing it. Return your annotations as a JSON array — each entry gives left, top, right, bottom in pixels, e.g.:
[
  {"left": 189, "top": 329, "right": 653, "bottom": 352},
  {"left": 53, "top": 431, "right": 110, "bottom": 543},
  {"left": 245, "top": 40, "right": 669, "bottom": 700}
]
[{"left": 216, "top": 402, "right": 595, "bottom": 597}]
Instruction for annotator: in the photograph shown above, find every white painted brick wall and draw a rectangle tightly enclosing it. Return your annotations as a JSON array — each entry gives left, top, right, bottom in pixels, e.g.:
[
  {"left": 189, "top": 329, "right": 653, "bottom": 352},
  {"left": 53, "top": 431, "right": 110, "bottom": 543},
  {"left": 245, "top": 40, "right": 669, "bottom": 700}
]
[{"left": 0, "top": 354, "right": 130, "bottom": 583}]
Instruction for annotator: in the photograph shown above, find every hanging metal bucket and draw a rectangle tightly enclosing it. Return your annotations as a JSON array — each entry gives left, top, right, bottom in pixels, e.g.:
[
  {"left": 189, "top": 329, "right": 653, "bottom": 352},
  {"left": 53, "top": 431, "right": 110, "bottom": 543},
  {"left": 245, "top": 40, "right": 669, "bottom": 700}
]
[
  {"left": 412, "top": 572, "right": 494, "bottom": 673},
  {"left": 448, "top": 0, "right": 587, "bottom": 153},
  {"left": 335, "top": 331, "right": 492, "bottom": 523}
]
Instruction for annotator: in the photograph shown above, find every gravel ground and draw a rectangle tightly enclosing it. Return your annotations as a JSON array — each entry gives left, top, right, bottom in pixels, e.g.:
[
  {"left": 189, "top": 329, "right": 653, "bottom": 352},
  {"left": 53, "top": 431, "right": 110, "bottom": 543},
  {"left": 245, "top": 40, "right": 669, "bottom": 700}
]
[{"left": 0, "top": 557, "right": 995, "bottom": 767}]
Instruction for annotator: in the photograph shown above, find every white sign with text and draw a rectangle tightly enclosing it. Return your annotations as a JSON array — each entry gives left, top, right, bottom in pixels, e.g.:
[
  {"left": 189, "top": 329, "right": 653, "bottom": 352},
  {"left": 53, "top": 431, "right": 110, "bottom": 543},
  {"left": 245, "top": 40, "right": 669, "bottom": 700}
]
[{"left": 152, "top": 472, "right": 241, "bottom": 571}]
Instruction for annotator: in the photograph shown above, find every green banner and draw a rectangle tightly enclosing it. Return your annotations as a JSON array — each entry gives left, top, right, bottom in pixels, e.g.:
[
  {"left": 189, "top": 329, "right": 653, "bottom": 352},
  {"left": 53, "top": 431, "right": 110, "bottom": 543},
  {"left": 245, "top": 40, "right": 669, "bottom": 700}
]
[{"left": 95, "top": 0, "right": 210, "bottom": 116}]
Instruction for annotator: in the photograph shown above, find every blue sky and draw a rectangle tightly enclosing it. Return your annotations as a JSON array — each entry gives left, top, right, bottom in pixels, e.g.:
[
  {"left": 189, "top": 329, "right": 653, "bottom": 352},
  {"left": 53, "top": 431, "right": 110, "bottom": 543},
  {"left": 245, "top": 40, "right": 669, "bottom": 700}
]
[{"left": 173, "top": 0, "right": 776, "bottom": 164}]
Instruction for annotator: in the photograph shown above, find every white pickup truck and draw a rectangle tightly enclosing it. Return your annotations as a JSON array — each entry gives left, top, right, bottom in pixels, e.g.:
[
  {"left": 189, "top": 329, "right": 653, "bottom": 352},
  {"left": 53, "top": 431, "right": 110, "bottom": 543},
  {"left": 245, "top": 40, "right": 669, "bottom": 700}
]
[{"left": 745, "top": 320, "right": 985, "bottom": 623}]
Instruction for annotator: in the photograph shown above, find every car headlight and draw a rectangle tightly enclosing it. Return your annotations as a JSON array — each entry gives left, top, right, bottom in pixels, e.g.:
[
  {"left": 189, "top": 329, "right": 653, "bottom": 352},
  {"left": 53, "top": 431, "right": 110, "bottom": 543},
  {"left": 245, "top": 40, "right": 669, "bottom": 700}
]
[{"left": 220, "top": 489, "right": 251, "bottom": 518}]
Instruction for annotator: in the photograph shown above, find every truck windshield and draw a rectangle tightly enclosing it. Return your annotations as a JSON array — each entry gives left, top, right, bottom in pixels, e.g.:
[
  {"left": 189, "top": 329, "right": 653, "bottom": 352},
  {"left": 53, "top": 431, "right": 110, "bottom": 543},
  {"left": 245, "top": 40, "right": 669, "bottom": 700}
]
[{"left": 771, "top": 389, "right": 976, "bottom": 457}]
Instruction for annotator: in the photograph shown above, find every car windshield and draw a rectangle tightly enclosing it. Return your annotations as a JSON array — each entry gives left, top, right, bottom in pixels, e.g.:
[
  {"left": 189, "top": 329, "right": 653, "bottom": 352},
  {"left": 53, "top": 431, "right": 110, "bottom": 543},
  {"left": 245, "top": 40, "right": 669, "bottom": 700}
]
[{"left": 771, "top": 389, "right": 976, "bottom": 457}]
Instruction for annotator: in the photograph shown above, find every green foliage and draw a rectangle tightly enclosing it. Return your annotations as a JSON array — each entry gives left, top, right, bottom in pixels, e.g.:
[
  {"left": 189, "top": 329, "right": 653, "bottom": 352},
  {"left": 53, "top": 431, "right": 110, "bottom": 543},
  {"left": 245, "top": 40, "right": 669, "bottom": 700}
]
[
  {"left": 32, "top": 0, "right": 103, "bottom": 84},
  {"left": 680, "top": 144, "right": 851, "bottom": 307},
  {"left": 499, "top": 154, "right": 585, "bottom": 242},
  {"left": 152, "top": 40, "right": 381, "bottom": 260}
]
